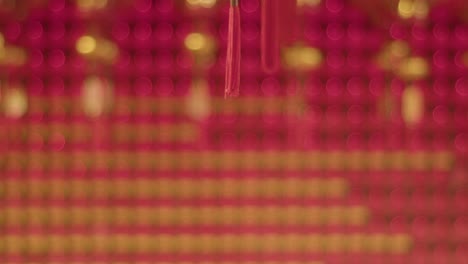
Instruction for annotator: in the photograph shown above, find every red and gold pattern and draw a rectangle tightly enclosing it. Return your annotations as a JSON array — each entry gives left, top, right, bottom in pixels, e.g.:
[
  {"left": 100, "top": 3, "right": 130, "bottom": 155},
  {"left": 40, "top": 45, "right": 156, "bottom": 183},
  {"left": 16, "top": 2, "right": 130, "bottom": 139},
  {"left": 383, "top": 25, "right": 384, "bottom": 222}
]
[{"left": 0, "top": 0, "right": 467, "bottom": 263}]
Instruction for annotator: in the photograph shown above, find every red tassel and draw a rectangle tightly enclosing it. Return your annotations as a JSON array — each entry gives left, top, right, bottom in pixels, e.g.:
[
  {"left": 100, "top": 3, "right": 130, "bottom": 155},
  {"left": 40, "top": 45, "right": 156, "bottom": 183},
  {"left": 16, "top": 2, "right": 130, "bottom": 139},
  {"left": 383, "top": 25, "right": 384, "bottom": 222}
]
[
  {"left": 261, "top": 0, "right": 279, "bottom": 73},
  {"left": 279, "top": 0, "right": 297, "bottom": 45},
  {"left": 225, "top": 0, "right": 241, "bottom": 98}
]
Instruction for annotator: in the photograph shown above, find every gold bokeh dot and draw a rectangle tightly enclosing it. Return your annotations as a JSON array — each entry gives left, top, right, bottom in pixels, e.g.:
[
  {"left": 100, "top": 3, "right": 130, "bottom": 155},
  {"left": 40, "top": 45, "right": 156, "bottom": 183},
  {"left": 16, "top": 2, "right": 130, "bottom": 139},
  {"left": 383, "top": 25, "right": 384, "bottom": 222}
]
[
  {"left": 82, "top": 76, "right": 113, "bottom": 117},
  {"left": 398, "top": 56, "right": 429, "bottom": 80},
  {"left": 402, "top": 85, "right": 424, "bottom": 126},
  {"left": 77, "top": 0, "right": 108, "bottom": 11},
  {"left": 389, "top": 41, "right": 410, "bottom": 58},
  {"left": 284, "top": 44, "right": 323, "bottom": 71},
  {"left": 299, "top": 46, "right": 323, "bottom": 68},
  {"left": 186, "top": 78, "right": 211, "bottom": 120},
  {"left": 3, "top": 88, "right": 28, "bottom": 118},
  {"left": 398, "top": 0, "right": 428, "bottom": 20},
  {"left": 185, "top": 33, "right": 207, "bottom": 52},
  {"left": 298, "top": 0, "right": 321, "bottom": 7},
  {"left": 76, "top": 35, "right": 97, "bottom": 54},
  {"left": 187, "top": 0, "right": 217, "bottom": 8},
  {"left": 398, "top": 0, "right": 414, "bottom": 19},
  {"left": 0, "top": 33, "right": 5, "bottom": 47}
]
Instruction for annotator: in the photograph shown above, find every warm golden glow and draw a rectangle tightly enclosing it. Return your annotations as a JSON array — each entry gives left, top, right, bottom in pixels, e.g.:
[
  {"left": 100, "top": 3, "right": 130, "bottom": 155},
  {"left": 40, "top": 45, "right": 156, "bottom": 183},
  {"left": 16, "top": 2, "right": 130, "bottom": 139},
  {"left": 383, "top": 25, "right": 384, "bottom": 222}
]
[
  {"left": 389, "top": 234, "right": 413, "bottom": 253},
  {"left": 402, "top": 85, "right": 424, "bottom": 126},
  {"left": 389, "top": 41, "right": 410, "bottom": 58},
  {"left": 398, "top": 56, "right": 429, "bottom": 80},
  {"left": 24, "top": 95, "right": 317, "bottom": 116},
  {"left": 348, "top": 206, "right": 370, "bottom": 226},
  {"left": 1, "top": 233, "right": 413, "bottom": 254},
  {"left": 96, "top": 38, "right": 118, "bottom": 61},
  {"left": 77, "top": 0, "right": 108, "bottom": 11},
  {"left": 76, "top": 34, "right": 118, "bottom": 63},
  {"left": 186, "top": 78, "right": 211, "bottom": 120},
  {"left": 284, "top": 43, "right": 323, "bottom": 71},
  {"left": 300, "top": 46, "right": 323, "bottom": 68},
  {"left": 3, "top": 88, "right": 27, "bottom": 118},
  {"left": 3, "top": 206, "right": 368, "bottom": 226},
  {"left": 186, "top": 0, "right": 217, "bottom": 8},
  {"left": 298, "top": 0, "right": 321, "bottom": 7},
  {"left": 4, "top": 150, "right": 453, "bottom": 171},
  {"left": 76, "top": 35, "right": 96, "bottom": 54},
  {"left": 0, "top": 33, "right": 4, "bottom": 47},
  {"left": 398, "top": 0, "right": 428, "bottom": 19},
  {"left": 2, "top": 178, "right": 349, "bottom": 200},
  {"left": 376, "top": 41, "right": 411, "bottom": 71},
  {"left": 185, "top": 32, "right": 208, "bottom": 52},
  {"left": 81, "top": 76, "right": 113, "bottom": 117},
  {"left": 0, "top": 33, "right": 27, "bottom": 66},
  {"left": 184, "top": 32, "right": 216, "bottom": 67},
  {"left": 398, "top": 0, "right": 414, "bottom": 19}
]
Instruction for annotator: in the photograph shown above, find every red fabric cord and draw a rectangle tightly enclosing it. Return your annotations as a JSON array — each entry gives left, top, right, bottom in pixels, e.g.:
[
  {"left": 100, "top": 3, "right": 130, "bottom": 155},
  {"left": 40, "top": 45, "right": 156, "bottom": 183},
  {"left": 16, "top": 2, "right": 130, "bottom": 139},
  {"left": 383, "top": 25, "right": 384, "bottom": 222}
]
[
  {"left": 261, "top": 0, "right": 279, "bottom": 73},
  {"left": 224, "top": 3, "right": 241, "bottom": 98},
  {"left": 280, "top": 0, "right": 297, "bottom": 45}
]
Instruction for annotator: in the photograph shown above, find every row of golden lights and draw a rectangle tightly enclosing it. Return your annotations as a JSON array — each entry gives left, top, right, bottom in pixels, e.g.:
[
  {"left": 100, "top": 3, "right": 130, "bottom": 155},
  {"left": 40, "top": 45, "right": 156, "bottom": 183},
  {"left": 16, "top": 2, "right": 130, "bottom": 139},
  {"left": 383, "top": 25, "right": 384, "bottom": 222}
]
[
  {"left": 187, "top": 0, "right": 431, "bottom": 22},
  {"left": 1, "top": 233, "right": 412, "bottom": 254},
  {"left": 78, "top": 0, "right": 439, "bottom": 22},
  {"left": 2, "top": 122, "right": 198, "bottom": 144},
  {"left": 2, "top": 205, "right": 368, "bottom": 226},
  {"left": 3, "top": 36, "right": 442, "bottom": 124},
  {"left": 1, "top": 177, "right": 349, "bottom": 199},
  {"left": 2, "top": 11, "right": 468, "bottom": 125},
  {"left": 76, "top": 0, "right": 433, "bottom": 21},
  {"left": 3, "top": 151, "right": 453, "bottom": 171}
]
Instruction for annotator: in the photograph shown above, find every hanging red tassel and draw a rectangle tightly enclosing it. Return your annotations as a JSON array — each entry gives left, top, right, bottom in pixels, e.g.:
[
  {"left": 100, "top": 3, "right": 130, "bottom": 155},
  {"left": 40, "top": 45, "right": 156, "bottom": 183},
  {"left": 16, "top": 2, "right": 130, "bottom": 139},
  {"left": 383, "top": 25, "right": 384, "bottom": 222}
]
[
  {"left": 279, "top": 0, "right": 297, "bottom": 46},
  {"left": 261, "top": 0, "right": 279, "bottom": 73},
  {"left": 225, "top": 0, "right": 241, "bottom": 98}
]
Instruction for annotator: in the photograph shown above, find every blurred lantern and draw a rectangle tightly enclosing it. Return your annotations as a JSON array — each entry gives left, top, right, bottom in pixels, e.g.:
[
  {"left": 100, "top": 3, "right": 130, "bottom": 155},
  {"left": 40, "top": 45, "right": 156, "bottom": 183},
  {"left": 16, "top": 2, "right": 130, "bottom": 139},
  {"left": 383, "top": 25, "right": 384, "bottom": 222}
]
[
  {"left": 76, "top": 34, "right": 118, "bottom": 64},
  {"left": 401, "top": 72, "right": 427, "bottom": 126},
  {"left": 397, "top": 0, "right": 430, "bottom": 20},
  {"left": 375, "top": 39, "right": 429, "bottom": 125},
  {"left": 0, "top": 33, "right": 28, "bottom": 120},
  {"left": 76, "top": 0, "right": 108, "bottom": 12},
  {"left": 184, "top": 31, "right": 216, "bottom": 119},
  {"left": 2, "top": 87, "right": 27, "bottom": 119},
  {"left": 186, "top": 0, "right": 217, "bottom": 9},
  {"left": 75, "top": 0, "right": 136, "bottom": 14},
  {"left": 184, "top": 32, "right": 216, "bottom": 67},
  {"left": 186, "top": 78, "right": 211, "bottom": 120},
  {"left": 284, "top": 42, "right": 323, "bottom": 104},
  {"left": 81, "top": 76, "right": 113, "bottom": 117},
  {"left": 297, "top": 0, "right": 321, "bottom": 7},
  {"left": 283, "top": 42, "right": 323, "bottom": 72},
  {"left": 351, "top": 0, "right": 433, "bottom": 26},
  {"left": 397, "top": 56, "right": 429, "bottom": 81},
  {"left": 376, "top": 41, "right": 411, "bottom": 72},
  {"left": 389, "top": 234, "right": 413, "bottom": 254},
  {"left": 0, "top": 33, "right": 26, "bottom": 66},
  {"left": 402, "top": 85, "right": 424, "bottom": 126}
]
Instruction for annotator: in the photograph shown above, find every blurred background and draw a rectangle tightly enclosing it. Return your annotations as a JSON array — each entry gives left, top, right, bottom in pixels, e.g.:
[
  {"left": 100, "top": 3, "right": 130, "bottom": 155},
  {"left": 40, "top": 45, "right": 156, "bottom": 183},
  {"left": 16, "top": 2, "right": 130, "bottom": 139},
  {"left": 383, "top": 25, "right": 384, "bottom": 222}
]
[{"left": 0, "top": 0, "right": 467, "bottom": 263}]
